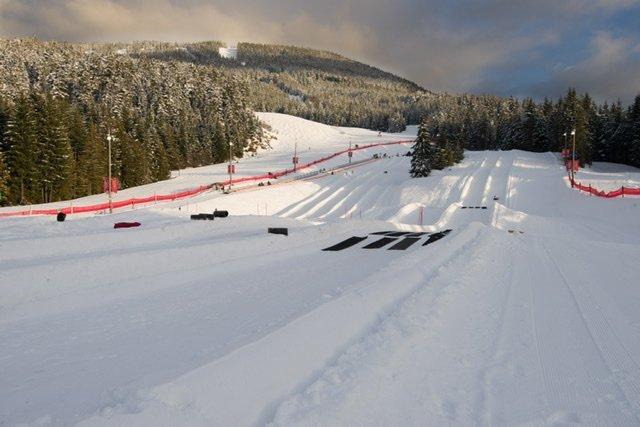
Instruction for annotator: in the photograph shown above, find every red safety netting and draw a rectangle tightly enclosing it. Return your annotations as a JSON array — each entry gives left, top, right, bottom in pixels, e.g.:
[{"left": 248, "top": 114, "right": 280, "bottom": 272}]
[
  {"left": 569, "top": 177, "right": 640, "bottom": 198},
  {"left": 0, "top": 140, "right": 411, "bottom": 217},
  {"left": 564, "top": 155, "right": 640, "bottom": 198}
]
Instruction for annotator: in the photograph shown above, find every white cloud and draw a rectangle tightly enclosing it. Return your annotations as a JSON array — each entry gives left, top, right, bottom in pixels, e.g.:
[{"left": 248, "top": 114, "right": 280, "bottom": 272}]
[
  {"left": 0, "top": 0, "right": 638, "bottom": 101},
  {"left": 530, "top": 32, "right": 640, "bottom": 102}
]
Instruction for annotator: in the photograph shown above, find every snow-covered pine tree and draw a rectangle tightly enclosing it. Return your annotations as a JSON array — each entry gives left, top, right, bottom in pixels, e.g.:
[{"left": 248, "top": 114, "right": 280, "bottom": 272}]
[
  {"left": 5, "top": 95, "right": 38, "bottom": 204},
  {"left": 37, "top": 96, "right": 74, "bottom": 202},
  {"left": 0, "top": 150, "right": 8, "bottom": 205},
  {"left": 628, "top": 95, "right": 640, "bottom": 167},
  {"left": 410, "top": 121, "right": 433, "bottom": 177},
  {"left": 76, "top": 124, "right": 106, "bottom": 196}
]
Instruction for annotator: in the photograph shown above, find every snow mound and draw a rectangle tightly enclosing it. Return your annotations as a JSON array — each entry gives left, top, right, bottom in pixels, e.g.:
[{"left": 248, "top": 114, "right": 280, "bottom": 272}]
[
  {"left": 218, "top": 46, "right": 237, "bottom": 59},
  {"left": 257, "top": 112, "right": 400, "bottom": 153}
]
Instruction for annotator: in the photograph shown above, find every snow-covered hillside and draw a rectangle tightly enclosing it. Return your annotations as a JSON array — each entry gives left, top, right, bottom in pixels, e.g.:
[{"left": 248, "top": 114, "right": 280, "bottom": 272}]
[
  {"left": 2, "top": 114, "right": 640, "bottom": 426},
  {"left": 0, "top": 113, "right": 412, "bottom": 215}
]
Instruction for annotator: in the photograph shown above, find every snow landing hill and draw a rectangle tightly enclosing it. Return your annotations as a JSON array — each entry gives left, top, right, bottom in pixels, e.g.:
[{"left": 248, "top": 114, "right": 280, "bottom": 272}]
[{"left": 2, "top": 113, "right": 640, "bottom": 426}]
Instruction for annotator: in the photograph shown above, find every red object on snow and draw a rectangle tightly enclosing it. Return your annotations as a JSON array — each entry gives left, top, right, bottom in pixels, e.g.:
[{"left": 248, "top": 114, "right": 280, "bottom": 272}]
[
  {"left": 566, "top": 159, "right": 580, "bottom": 172},
  {"left": 114, "top": 221, "right": 141, "bottom": 229}
]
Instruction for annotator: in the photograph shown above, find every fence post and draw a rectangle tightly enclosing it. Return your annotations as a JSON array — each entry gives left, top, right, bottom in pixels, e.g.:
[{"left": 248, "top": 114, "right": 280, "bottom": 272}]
[
  {"left": 622, "top": 186, "right": 625, "bottom": 198},
  {"left": 589, "top": 184, "right": 592, "bottom": 196}
]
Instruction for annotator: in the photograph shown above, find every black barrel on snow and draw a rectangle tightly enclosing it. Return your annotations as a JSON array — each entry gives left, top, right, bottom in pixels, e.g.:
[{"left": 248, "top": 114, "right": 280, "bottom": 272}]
[
  {"left": 268, "top": 227, "right": 288, "bottom": 236},
  {"left": 191, "top": 213, "right": 214, "bottom": 220},
  {"left": 214, "top": 210, "right": 229, "bottom": 218},
  {"left": 57, "top": 212, "right": 66, "bottom": 222}
]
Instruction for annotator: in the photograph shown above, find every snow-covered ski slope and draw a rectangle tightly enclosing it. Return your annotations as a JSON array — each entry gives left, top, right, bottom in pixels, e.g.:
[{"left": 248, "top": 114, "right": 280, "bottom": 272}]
[
  {"left": 0, "top": 113, "right": 414, "bottom": 216},
  {"left": 2, "top": 114, "right": 640, "bottom": 426}
]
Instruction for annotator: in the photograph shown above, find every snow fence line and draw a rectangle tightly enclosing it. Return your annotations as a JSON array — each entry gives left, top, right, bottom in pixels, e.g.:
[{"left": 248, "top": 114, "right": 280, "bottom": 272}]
[
  {"left": 0, "top": 140, "right": 412, "bottom": 218},
  {"left": 569, "top": 177, "right": 640, "bottom": 198},
  {"left": 562, "top": 155, "right": 640, "bottom": 198},
  {"left": 565, "top": 167, "right": 640, "bottom": 199}
]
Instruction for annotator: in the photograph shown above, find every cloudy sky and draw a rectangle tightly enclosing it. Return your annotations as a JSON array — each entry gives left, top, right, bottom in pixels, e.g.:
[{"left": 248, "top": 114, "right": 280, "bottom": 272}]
[{"left": 1, "top": 0, "right": 639, "bottom": 103}]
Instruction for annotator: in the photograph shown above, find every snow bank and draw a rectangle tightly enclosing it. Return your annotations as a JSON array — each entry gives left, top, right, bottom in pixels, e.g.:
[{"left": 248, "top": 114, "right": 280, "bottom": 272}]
[{"left": 3, "top": 121, "right": 640, "bottom": 426}]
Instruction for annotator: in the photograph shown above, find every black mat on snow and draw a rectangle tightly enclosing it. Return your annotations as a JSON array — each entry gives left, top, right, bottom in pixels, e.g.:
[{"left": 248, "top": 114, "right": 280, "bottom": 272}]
[
  {"left": 363, "top": 237, "right": 398, "bottom": 249},
  {"left": 322, "top": 236, "right": 368, "bottom": 251},
  {"left": 388, "top": 237, "right": 421, "bottom": 250},
  {"left": 422, "top": 229, "right": 452, "bottom": 246}
]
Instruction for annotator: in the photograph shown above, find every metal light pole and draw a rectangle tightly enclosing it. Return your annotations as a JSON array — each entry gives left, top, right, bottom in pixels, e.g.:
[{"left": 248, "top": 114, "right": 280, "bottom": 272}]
[
  {"left": 571, "top": 129, "right": 576, "bottom": 184},
  {"left": 107, "top": 132, "right": 113, "bottom": 214},
  {"left": 563, "top": 132, "right": 567, "bottom": 152},
  {"left": 228, "top": 141, "right": 233, "bottom": 188}
]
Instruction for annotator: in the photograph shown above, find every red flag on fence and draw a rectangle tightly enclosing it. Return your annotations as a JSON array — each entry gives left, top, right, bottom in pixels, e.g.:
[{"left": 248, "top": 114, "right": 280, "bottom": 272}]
[{"left": 103, "top": 177, "right": 121, "bottom": 193}]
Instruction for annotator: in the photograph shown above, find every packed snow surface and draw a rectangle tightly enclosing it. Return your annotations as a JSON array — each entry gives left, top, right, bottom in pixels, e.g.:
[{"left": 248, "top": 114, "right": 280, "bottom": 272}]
[{"left": 2, "top": 113, "right": 640, "bottom": 426}]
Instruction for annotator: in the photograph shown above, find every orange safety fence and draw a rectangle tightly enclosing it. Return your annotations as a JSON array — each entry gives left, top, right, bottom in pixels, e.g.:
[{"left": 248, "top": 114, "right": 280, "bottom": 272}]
[
  {"left": 0, "top": 140, "right": 412, "bottom": 217},
  {"left": 564, "top": 155, "right": 640, "bottom": 198},
  {"left": 569, "top": 177, "right": 640, "bottom": 198}
]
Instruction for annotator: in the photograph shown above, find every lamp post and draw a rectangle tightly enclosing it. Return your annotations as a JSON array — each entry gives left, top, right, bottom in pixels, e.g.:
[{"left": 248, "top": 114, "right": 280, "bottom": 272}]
[
  {"left": 228, "top": 140, "right": 234, "bottom": 188},
  {"left": 571, "top": 129, "right": 576, "bottom": 184},
  {"left": 563, "top": 132, "right": 567, "bottom": 152},
  {"left": 293, "top": 138, "right": 298, "bottom": 172},
  {"left": 106, "top": 132, "right": 113, "bottom": 214}
]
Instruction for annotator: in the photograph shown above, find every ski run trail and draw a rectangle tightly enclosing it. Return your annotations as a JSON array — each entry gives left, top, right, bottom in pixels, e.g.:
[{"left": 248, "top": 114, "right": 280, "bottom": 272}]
[{"left": 2, "top": 113, "right": 640, "bottom": 427}]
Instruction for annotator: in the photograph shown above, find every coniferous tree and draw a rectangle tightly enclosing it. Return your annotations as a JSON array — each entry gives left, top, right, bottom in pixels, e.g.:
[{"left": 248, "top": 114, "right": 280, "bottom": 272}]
[
  {"left": 33, "top": 95, "right": 74, "bottom": 202},
  {"left": 77, "top": 124, "right": 106, "bottom": 196},
  {"left": 410, "top": 121, "right": 434, "bottom": 177},
  {"left": 0, "top": 97, "right": 8, "bottom": 152},
  {"left": 5, "top": 96, "right": 37, "bottom": 204},
  {"left": 628, "top": 95, "right": 640, "bottom": 166},
  {"left": 0, "top": 150, "right": 8, "bottom": 205}
]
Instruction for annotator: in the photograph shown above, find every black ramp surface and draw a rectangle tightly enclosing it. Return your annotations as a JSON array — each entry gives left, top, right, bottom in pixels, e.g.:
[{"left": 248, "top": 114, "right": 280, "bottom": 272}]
[
  {"left": 422, "top": 229, "right": 452, "bottom": 246},
  {"left": 388, "top": 237, "right": 421, "bottom": 250},
  {"left": 386, "top": 231, "right": 412, "bottom": 237},
  {"left": 371, "top": 231, "right": 394, "bottom": 235},
  {"left": 406, "top": 232, "right": 428, "bottom": 237},
  {"left": 323, "top": 236, "right": 368, "bottom": 251},
  {"left": 363, "top": 237, "right": 397, "bottom": 249}
]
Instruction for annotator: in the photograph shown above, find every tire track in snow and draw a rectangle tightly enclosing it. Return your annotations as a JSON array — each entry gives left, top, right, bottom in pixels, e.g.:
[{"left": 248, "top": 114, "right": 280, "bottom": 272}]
[
  {"left": 265, "top": 228, "right": 525, "bottom": 426},
  {"left": 262, "top": 225, "right": 489, "bottom": 426},
  {"left": 475, "top": 238, "right": 517, "bottom": 426},
  {"left": 277, "top": 186, "right": 333, "bottom": 218},
  {"left": 541, "top": 240, "right": 640, "bottom": 422},
  {"left": 74, "top": 224, "right": 486, "bottom": 427},
  {"left": 525, "top": 237, "right": 638, "bottom": 425}
]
